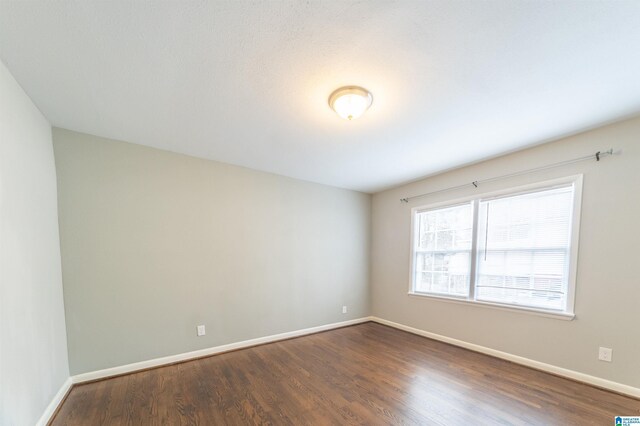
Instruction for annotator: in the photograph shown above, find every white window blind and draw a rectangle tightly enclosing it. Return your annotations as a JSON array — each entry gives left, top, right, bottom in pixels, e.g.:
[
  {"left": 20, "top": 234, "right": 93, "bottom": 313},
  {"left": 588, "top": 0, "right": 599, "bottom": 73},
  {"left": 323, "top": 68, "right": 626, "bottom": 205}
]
[
  {"left": 413, "top": 203, "right": 473, "bottom": 297},
  {"left": 475, "top": 186, "right": 575, "bottom": 311}
]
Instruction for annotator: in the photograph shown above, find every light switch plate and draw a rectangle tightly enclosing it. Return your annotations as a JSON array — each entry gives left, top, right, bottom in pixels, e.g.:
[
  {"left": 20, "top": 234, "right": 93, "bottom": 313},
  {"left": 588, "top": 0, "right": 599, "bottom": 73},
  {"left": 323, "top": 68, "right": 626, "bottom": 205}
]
[{"left": 197, "top": 325, "right": 206, "bottom": 336}]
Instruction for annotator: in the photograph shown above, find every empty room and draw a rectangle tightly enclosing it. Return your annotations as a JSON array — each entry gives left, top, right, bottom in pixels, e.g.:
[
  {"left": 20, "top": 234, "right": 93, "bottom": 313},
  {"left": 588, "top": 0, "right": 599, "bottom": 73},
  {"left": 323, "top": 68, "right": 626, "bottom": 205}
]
[{"left": 1, "top": 1, "right": 640, "bottom": 425}]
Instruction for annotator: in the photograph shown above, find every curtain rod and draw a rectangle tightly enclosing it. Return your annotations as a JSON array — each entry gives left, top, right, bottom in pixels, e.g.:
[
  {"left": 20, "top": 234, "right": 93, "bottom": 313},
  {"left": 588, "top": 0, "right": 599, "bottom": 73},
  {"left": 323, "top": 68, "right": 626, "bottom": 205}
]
[{"left": 399, "top": 148, "right": 614, "bottom": 203}]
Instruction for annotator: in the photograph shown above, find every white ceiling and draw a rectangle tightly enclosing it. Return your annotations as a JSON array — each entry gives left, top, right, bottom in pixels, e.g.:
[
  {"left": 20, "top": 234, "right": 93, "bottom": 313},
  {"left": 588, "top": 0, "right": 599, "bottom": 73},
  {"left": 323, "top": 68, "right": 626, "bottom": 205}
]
[{"left": 1, "top": 1, "right": 640, "bottom": 192}]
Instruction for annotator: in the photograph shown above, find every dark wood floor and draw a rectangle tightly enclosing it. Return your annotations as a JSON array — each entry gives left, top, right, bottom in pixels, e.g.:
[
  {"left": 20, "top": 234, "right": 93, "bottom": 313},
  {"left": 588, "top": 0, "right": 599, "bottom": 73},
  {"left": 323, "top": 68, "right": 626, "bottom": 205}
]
[{"left": 51, "top": 322, "right": 639, "bottom": 425}]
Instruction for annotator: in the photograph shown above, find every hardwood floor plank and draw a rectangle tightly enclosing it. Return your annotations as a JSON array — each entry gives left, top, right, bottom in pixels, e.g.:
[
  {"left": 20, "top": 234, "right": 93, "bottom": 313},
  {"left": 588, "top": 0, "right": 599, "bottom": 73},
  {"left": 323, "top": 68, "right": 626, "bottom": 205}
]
[{"left": 51, "top": 322, "right": 639, "bottom": 425}]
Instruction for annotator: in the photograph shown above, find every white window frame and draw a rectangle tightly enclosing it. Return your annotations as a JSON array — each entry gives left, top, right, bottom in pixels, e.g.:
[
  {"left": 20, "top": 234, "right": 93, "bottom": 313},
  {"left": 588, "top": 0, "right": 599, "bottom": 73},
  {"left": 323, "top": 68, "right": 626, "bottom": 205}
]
[{"left": 409, "top": 175, "right": 583, "bottom": 320}]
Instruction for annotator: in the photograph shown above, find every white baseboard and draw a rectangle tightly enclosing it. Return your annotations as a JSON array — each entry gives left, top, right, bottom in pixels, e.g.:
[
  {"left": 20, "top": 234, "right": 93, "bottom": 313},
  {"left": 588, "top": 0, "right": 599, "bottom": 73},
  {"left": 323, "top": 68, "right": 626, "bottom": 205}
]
[
  {"left": 370, "top": 316, "right": 640, "bottom": 399},
  {"left": 51, "top": 314, "right": 636, "bottom": 423},
  {"left": 35, "top": 377, "right": 72, "bottom": 426},
  {"left": 72, "top": 317, "right": 372, "bottom": 384}
]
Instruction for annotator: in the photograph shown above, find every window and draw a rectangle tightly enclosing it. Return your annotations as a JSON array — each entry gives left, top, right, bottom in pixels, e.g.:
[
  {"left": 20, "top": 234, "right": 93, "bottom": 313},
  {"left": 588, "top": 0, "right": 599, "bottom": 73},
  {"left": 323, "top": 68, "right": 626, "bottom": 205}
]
[
  {"left": 413, "top": 203, "right": 473, "bottom": 297},
  {"left": 410, "top": 176, "right": 581, "bottom": 318}
]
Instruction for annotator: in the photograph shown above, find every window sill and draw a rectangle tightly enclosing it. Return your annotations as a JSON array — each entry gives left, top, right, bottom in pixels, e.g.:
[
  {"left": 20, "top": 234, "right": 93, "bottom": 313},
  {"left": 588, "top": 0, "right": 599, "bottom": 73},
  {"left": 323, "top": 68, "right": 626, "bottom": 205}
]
[{"left": 407, "top": 292, "right": 576, "bottom": 321}]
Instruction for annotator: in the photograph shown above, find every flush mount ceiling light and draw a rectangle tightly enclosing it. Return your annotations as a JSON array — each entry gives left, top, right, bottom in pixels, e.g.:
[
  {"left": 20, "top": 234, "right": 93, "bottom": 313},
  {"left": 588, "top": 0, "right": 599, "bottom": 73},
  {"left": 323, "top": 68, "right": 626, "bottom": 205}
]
[{"left": 328, "top": 86, "right": 373, "bottom": 120}]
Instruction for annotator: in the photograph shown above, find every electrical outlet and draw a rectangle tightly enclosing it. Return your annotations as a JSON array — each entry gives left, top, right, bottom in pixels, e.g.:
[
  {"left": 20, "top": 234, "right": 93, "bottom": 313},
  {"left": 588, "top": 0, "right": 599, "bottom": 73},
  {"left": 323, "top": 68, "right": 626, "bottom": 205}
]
[
  {"left": 196, "top": 325, "right": 206, "bottom": 336},
  {"left": 342, "top": 305, "right": 347, "bottom": 314},
  {"left": 598, "top": 347, "right": 612, "bottom": 362}
]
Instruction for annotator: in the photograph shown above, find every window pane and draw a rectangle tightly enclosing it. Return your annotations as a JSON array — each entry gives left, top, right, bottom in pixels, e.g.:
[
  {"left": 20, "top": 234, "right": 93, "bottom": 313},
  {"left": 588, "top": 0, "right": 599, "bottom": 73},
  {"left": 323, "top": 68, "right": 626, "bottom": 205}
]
[
  {"left": 415, "top": 258, "right": 470, "bottom": 296},
  {"left": 414, "top": 203, "right": 473, "bottom": 297},
  {"left": 475, "top": 186, "right": 574, "bottom": 311},
  {"left": 476, "top": 287, "right": 564, "bottom": 310}
]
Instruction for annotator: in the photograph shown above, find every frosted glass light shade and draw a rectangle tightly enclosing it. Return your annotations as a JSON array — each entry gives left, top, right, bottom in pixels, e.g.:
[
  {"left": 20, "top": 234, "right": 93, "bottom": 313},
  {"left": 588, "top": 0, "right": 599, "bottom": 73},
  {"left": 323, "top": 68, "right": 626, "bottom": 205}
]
[{"left": 329, "top": 86, "right": 373, "bottom": 120}]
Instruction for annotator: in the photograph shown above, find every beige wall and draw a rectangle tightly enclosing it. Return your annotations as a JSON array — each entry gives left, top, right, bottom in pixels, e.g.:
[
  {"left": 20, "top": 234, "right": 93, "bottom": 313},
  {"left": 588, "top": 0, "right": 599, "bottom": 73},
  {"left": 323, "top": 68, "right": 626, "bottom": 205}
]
[
  {"left": 53, "top": 128, "right": 371, "bottom": 375},
  {"left": 44, "top": 114, "right": 640, "bottom": 387},
  {"left": 0, "top": 62, "right": 69, "bottom": 425},
  {"left": 371, "top": 116, "right": 640, "bottom": 388}
]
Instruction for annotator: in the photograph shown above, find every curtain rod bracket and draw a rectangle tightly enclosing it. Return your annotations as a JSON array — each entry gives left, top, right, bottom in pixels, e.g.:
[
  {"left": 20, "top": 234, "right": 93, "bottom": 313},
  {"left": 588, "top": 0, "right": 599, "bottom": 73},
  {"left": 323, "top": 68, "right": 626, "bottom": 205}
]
[
  {"left": 596, "top": 151, "right": 601, "bottom": 161},
  {"left": 472, "top": 181, "right": 478, "bottom": 188}
]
